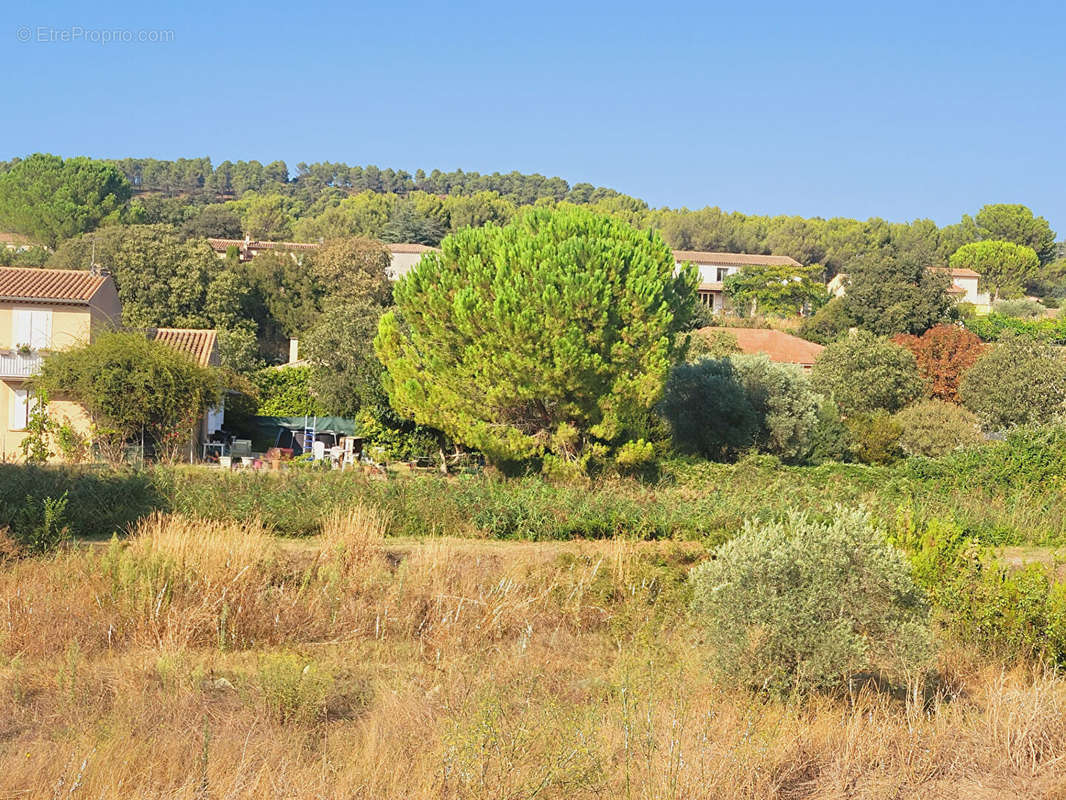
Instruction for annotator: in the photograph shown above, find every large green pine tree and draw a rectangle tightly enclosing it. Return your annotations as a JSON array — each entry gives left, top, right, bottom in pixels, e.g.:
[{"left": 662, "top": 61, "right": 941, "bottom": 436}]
[{"left": 375, "top": 206, "right": 698, "bottom": 468}]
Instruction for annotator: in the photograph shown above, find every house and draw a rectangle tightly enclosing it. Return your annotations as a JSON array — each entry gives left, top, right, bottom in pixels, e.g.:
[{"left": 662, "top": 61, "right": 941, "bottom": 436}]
[
  {"left": 701, "top": 326, "right": 825, "bottom": 370},
  {"left": 205, "top": 237, "right": 436, "bottom": 280},
  {"left": 673, "top": 251, "right": 804, "bottom": 313},
  {"left": 150, "top": 328, "right": 225, "bottom": 457},
  {"left": 0, "top": 267, "right": 225, "bottom": 462},
  {"left": 0, "top": 267, "right": 121, "bottom": 459},
  {"left": 829, "top": 267, "right": 992, "bottom": 314},
  {"left": 929, "top": 267, "right": 992, "bottom": 312}
]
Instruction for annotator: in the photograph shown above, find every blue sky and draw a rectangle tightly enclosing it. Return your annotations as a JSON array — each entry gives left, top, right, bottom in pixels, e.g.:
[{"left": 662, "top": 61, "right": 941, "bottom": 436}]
[{"left": 3, "top": 0, "right": 1064, "bottom": 234}]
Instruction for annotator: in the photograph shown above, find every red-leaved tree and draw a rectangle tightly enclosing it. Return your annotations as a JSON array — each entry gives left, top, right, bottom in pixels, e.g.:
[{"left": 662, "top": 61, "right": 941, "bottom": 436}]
[{"left": 892, "top": 324, "right": 986, "bottom": 403}]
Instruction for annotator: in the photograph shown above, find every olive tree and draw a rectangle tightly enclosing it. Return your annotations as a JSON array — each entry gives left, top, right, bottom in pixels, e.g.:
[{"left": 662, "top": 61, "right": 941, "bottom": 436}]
[
  {"left": 690, "top": 509, "right": 933, "bottom": 696},
  {"left": 959, "top": 334, "right": 1066, "bottom": 429}
]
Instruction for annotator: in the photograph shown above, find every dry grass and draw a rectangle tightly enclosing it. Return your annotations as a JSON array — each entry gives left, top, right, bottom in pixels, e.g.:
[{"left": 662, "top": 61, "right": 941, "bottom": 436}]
[{"left": 3, "top": 511, "right": 1066, "bottom": 798}]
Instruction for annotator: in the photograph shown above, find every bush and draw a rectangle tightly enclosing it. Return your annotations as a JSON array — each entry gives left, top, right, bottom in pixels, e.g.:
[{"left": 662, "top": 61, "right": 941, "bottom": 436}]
[
  {"left": 892, "top": 324, "right": 986, "bottom": 403},
  {"left": 846, "top": 411, "right": 904, "bottom": 465},
  {"left": 253, "top": 366, "right": 325, "bottom": 417},
  {"left": 797, "top": 296, "right": 852, "bottom": 344},
  {"left": 959, "top": 334, "right": 1066, "bottom": 429},
  {"left": 686, "top": 328, "right": 740, "bottom": 361},
  {"left": 729, "top": 355, "right": 820, "bottom": 463},
  {"left": 811, "top": 331, "right": 923, "bottom": 415},
  {"left": 657, "top": 359, "right": 757, "bottom": 460},
  {"left": 893, "top": 400, "right": 983, "bottom": 457},
  {"left": 689, "top": 509, "right": 933, "bottom": 696},
  {"left": 807, "top": 400, "right": 852, "bottom": 464},
  {"left": 993, "top": 298, "right": 1047, "bottom": 319}
]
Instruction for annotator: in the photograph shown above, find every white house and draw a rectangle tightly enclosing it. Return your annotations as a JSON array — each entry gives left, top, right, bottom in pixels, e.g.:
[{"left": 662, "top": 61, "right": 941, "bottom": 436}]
[
  {"left": 829, "top": 267, "right": 992, "bottom": 314},
  {"left": 673, "top": 250, "right": 804, "bottom": 313}
]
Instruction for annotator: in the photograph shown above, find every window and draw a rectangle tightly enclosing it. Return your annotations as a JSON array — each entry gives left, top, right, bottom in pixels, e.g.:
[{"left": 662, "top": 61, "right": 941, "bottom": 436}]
[
  {"left": 716, "top": 267, "right": 731, "bottom": 282},
  {"left": 8, "top": 387, "right": 28, "bottom": 431},
  {"left": 12, "top": 307, "right": 52, "bottom": 350}
]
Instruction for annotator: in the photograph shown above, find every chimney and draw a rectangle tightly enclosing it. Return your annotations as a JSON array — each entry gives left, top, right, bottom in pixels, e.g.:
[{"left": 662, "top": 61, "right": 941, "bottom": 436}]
[{"left": 289, "top": 338, "right": 300, "bottom": 363}]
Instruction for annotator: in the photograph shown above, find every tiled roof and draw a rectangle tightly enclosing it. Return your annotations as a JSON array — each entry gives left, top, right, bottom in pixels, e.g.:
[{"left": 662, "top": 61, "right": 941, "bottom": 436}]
[
  {"left": 152, "top": 328, "right": 218, "bottom": 367},
  {"left": 946, "top": 284, "right": 967, "bottom": 295},
  {"left": 674, "top": 250, "right": 802, "bottom": 268},
  {"left": 703, "top": 326, "right": 825, "bottom": 367},
  {"left": 207, "top": 238, "right": 319, "bottom": 252},
  {"left": 929, "top": 266, "right": 981, "bottom": 279},
  {"left": 696, "top": 282, "right": 724, "bottom": 292},
  {"left": 0, "top": 267, "right": 108, "bottom": 303},
  {"left": 387, "top": 243, "right": 436, "bottom": 254}
]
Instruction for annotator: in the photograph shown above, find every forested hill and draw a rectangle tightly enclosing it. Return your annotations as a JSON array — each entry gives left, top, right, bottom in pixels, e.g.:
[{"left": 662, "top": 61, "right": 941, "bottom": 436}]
[{"left": 0, "top": 154, "right": 1060, "bottom": 281}]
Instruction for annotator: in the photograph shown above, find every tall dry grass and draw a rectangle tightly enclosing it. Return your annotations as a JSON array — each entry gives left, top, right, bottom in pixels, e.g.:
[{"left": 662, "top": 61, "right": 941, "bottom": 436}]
[{"left": 3, "top": 512, "right": 1066, "bottom": 798}]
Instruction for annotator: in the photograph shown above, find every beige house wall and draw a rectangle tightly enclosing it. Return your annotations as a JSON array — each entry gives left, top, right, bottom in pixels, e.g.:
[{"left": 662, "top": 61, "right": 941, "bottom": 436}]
[{"left": 0, "top": 297, "right": 113, "bottom": 462}]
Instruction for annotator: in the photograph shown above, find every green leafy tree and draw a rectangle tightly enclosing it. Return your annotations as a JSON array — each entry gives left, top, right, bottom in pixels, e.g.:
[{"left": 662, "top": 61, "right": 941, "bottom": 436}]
[
  {"left": 179, "top": 204, "right": 243, "bottom": 239},
  {"left": 975, "top": 203, "right": 1057, "bottom": 264},
  {"left": 722, "top": 263, "right": 827, "bottom": 317},
  {"left": 798, "top": 295, "right": 853, "bottom": 344},
  {"left": 658, "top": 358, "right": 759, "bottom": 460},
  {"left": 304, "top": 302, "right": 386, "bottom": 418},
  {"left": 0, "top": 154, "right": 131, "bottom": 247},
  {"left": 949, "top": 240, "right": 1040, "bottom": 301},
  {"left": 34, "top": 331, "right": 220, "bottom": 464},
  {"left": 689, "top": 509, "right": 932, "bottom": 696},
  {"left": 959, "top": 334, "right": 1066, "bottom": 429},
  {"left": 376, "top": 206, "right": 698, "bottom": 468},
  {"left": 307, "top": 238, "right": 392, "bottom": 306},
  {"left": 811, "top": 331, "right": 923, "bottom": 415},
  {"left": 843, "top": 254, "right": 956, "bottom": 336}
]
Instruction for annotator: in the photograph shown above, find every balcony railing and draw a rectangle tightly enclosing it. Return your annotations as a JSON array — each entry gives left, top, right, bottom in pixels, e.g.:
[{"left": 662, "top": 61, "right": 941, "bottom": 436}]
[{"left": 0, "top": 350, "right": 43, "bottom": 379}]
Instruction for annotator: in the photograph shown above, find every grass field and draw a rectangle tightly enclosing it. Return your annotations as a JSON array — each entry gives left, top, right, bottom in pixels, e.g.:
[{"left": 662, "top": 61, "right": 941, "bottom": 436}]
[{"left": 4, "top": 511, "right": 1066, "bottom": 799}]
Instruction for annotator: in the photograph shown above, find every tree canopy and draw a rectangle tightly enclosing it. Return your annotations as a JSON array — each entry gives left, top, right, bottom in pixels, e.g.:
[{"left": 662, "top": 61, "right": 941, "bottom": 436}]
[
  {"left": 811, "top": 331, "right": 924, "bottom": 415},
  {"left": 0, "top": 154, "right": 131, "bottom": 247},
  {"left": 949, "top": 240, "right": 1040, "bottom": 301},
  {"left": 375, "top": 206, "right": 698, "bottom": 469},
  {"left": 33, "top": 331, "right": 219, "bottom": 463},
  {"left": 959, "top": 334, "right": 1066, "bottom": 429},
  {"left": 722, "top": 263, "right": 827, "bottom": 317}
]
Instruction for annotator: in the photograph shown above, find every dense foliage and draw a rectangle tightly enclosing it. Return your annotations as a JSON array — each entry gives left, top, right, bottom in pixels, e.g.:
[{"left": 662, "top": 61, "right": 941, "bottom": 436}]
[
  {"left": 690, "top": 509, "right": 932, "bottom": 696},
  {"left": 949, "top": 240, "right": 1040, "bottom": 301},
  {"left": 959, "top": 335, "right": 1066, "bottom": 429},
  {"left": 810, "top": 331, "right": 923, "bottom": 415},
  {"left": 376, "top": 206, "right": 697, "bottom": 470},
  {"left": 893, "top": 400, "right": 983, "bottom": 457},
  {"left": 33, "top": 331, "right": 220, "bottom": 463},
  {"left": 892, "top": 324, "right": 986, "bottom": 403}
]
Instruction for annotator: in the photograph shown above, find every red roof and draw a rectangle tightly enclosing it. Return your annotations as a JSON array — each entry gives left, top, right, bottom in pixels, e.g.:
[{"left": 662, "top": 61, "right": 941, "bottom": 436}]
[
  {"left": 702, "top": 326, "right": 825, "bottom": 367},
  {"left": 674, "top": 250, "right": 802, "bottom": 268},
  {"left": 152, "top": 328, "right": 218, "bottom": 367},
  {"left": 387, "top": 243, "right": 435, "bottom": 254},
  {"left": 207, "top": 238, "right": 319, "bottom": 252},
  {"left": 0, "top": 267, "right": 108, "bottom": 303}
]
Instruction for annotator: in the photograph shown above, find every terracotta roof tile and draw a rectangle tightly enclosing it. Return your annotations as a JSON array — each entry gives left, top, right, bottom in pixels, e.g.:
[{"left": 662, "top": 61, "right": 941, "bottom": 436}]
[
  {"left": 702, "top": 326, "right": 825, "bottom": 367},
  {"left": 0, "top": 267, "right": 108, "bottom": 303},
  {"left": 674, "top": 250, "right": 803, "bottom": 268},
  {"left": 207, "top": 238, "right": 319, "bottom": 252},
  {"left": 386, "top": 243, "right": 436, "bottom": 254},
  {"left": 152, "top": 328, "right": 218, "bottom": 368}
]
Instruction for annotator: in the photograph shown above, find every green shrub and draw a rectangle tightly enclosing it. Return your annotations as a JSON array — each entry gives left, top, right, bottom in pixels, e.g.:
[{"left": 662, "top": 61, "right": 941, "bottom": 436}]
[
  {"left": 891, "top": 514, "right": 1066, "bottom": 663},
  {"left": 846, "top": 411, "right": 903, "bottom": 465},
  {"left": 658, "top": 359, "right": 757, "bottom": 460},
  {"left": 257, "top": 652, "right": 333, "bottom": 725},
  {"left": 252, "top": 366, "right": 325, "bottom": 416},
  {"left": 959, "top": 334, "right": 1066, "bottom": 429},
  {"left": 689, "top": 509, "right": 933, "bottom": 696},
  {"left": 893, "top": 400, "right": 984, "bottom": 457},
  {"left": 811, "top": 330, "right": 923, "bottom": 415},
  {"left": 807, "top": 400, "right": 852, "bottom": 464},
  {"left": 10, "top": 492, "right": 70, "bottom": 554},
  {"left": 729, "top": 355, "right": 820, "bottom": 463},
  {"left": 993, "top": 298, "right": 1047, "bottom": 319}
]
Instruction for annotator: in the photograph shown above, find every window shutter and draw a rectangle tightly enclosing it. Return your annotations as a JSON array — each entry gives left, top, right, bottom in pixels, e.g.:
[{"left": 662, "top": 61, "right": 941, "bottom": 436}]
[
  {"left": 30, "top": 310, "right": 52, "bottom": 349},
  {"left": 12, "top": 308, "right": 31, "bottom": 348},
  {"left": 8, "top": 387, "right": 28, "bottom": 431}
]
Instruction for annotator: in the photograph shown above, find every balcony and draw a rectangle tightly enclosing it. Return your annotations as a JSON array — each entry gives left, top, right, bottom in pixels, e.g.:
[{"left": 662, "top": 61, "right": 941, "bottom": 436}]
[{"left": 0, "top": 349, "right": 43, "bottom": 379}]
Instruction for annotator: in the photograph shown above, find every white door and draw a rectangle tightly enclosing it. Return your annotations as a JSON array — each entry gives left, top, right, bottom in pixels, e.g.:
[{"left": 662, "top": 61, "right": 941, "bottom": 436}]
[{"left": 8, "top": 386, "right": 28, "bottom": 431}]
